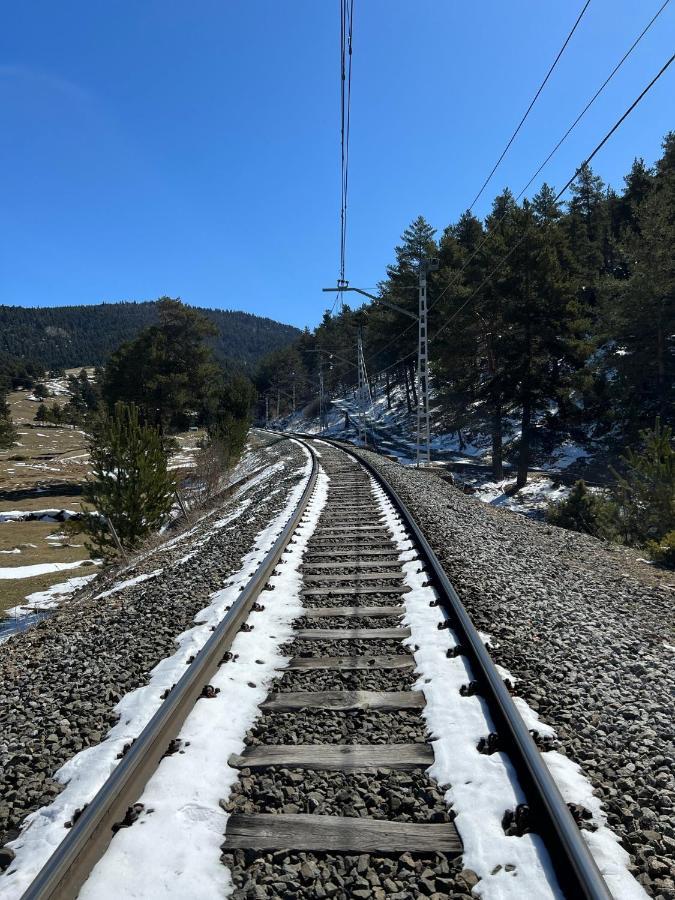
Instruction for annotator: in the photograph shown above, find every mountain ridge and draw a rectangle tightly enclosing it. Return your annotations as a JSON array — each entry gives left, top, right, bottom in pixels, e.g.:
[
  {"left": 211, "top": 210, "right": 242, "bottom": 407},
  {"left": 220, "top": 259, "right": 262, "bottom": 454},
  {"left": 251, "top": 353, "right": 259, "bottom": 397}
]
[{"left": 0, "top": 301, "right": 300, "bottom": 370}]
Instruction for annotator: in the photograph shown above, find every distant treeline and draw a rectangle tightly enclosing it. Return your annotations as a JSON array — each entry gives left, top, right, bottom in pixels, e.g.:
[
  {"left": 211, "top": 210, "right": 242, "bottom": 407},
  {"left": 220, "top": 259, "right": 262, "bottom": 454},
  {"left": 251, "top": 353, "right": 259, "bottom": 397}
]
[{"left": 0, "top": 299, "right": 300, "bottom": 370}]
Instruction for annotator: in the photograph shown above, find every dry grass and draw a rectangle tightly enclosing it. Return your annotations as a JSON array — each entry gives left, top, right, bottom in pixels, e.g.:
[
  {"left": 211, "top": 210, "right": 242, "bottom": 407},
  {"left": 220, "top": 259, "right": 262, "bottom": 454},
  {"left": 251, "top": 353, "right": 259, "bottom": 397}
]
[
  {"left": 0, "top": 519, "right": 96, "bottom": 615},
  {"left": 0, "top": 374, "right": 205, "bottom": 616}
]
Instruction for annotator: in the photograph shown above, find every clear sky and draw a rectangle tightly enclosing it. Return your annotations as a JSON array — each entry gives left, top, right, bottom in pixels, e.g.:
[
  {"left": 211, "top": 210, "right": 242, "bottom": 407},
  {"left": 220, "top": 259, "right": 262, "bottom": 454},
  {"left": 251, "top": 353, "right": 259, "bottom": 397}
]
[{"left": 1, "top": 1, "right": 673, "bottom": 329}]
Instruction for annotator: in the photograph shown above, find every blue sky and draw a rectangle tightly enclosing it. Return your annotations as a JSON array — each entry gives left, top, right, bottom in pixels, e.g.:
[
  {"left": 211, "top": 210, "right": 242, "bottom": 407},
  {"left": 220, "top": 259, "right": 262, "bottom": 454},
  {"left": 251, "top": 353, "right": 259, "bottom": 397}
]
[{"left": 1, "top": 1, "right": 673, "bottom": 329}]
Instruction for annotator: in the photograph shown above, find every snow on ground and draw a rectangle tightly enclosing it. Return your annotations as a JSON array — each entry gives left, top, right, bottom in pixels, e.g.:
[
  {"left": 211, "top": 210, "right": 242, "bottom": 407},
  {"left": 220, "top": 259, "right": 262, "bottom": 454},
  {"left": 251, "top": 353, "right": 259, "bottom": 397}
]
[
  {"left": 93, "top": 570, "right": 163, "bottom": 600},
  {"left": 0, "top": 441, "right": 316, "bottom": 900},
  {"left": 0, "top": 560, "right": 100, "bottom": 580},
  {"left": 4, "top": 575, "right": 98, "bottom": 619},
  {"left": 551, "top": 441, "right": 590, "bottom": 469},
  {"left": 468, "top": 476, "right": 569, "bottom": 515},
  {"left": 0, "top": 510, "right": 78, "bottom": 523},
  {"left": 79, "top": 458, "right": 330, "bottom": 899},
  {"left": 371, "top": 478, "right": 646, "bottom": 900}
]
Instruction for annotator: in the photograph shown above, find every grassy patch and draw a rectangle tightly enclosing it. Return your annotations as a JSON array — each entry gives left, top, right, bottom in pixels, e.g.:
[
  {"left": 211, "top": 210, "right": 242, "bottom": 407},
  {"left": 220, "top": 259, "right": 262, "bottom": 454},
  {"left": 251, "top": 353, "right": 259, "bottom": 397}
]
[{"left": 0, "top": 564, "right": 99, "bottom": 615}]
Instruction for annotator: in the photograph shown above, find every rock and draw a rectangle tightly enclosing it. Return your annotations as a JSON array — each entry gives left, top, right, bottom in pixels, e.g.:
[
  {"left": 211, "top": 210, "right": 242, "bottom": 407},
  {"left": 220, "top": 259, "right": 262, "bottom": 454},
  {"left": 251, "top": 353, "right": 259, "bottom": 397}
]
[
  {"left": 457, "top": 869, "right": 480, "bottom": 890},
  {"left": 0, "top": 846, "right": 16, "bottom": 871}
]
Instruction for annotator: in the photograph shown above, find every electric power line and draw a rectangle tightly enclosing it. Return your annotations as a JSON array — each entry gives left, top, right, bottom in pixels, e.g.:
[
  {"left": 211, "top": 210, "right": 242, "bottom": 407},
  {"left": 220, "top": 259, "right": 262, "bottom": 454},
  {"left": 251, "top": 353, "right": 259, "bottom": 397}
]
[
  {"left": 360, "top": 2, "right": 671, "bottom": 374},
  {"left": 433, "top": 48, "right": 675, "bottom": 342},
  {"left": 339, "top": 0, "right": 355, "bottom": 292},
  {"left": 468, "top": 0, "right": 592, "bottom": 212}
]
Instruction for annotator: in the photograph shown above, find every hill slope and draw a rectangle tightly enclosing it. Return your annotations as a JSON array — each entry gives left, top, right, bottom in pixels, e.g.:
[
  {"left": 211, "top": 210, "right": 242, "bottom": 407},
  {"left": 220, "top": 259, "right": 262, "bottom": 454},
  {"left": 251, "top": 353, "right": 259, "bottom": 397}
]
[{"left": 0, "top": 302, "right": 300, "bottom": 370}]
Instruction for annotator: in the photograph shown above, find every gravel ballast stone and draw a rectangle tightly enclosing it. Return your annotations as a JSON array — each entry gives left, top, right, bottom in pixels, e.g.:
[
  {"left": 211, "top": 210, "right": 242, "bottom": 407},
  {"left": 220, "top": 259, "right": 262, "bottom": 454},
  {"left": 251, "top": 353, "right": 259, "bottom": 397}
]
[
  {"left": 220, "top": 849, "right": 472, "bottom": 899},
  {"left": 246, "top": 709, "right": 429, "bottom": 746},
  {"left": 223, "top": 767, "right": 453, "bottom": 822}
]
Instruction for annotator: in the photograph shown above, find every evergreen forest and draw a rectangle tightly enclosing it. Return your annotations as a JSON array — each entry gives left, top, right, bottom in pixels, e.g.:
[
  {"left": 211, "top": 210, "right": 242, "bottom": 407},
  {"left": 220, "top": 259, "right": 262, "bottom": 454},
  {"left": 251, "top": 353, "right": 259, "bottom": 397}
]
[
  {"left": 0, "top": 300, "right": 299, "bottom": 370},
  {"left": 256, "top": 133, "right": 675, "bottom": 486}
]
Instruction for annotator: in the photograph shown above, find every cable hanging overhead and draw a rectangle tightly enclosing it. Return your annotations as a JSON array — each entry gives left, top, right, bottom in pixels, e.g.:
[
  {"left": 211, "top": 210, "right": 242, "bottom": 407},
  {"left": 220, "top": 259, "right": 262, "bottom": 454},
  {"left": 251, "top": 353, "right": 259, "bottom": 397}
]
[
  {"left": 467, "top": 0, "right": 592, "bottom": 213},
  {"left": 338, "top": 0, "right": 354, "bottom": 295},
  {"left": 434, "top": 48, "right": 675, "bottom": 342},
  {"left": 359, "top": 0, "right": 670, "bottom": 375}
]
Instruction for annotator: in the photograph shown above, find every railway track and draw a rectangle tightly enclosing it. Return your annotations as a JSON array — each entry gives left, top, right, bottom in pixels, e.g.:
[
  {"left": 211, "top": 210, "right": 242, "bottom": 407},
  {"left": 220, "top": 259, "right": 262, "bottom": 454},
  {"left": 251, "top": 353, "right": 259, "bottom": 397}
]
[{"left": 8, "top": 436, "right": 612, "bottom": 899}]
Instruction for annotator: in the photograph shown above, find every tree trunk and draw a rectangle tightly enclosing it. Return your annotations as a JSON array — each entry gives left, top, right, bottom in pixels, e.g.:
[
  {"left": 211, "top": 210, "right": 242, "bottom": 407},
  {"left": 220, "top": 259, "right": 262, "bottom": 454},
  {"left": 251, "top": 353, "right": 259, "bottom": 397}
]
[
  {"left": 486, "top": 331, "right": 503, "bottom": 479},
  {"left": 657, "top": 306, "right": 665, "bottom": 417},
  {"left": 408, "top": 361, "right": 418, "bottom": 408},
  {"left": 492, "top": 404, "right": 503, "bottom": 480},
  {"left": 517, "top": 265, "right": 533, "bottom": 490},
  {"left": 517, "top": 391, "right": 532, "bottom": 489},
  {"left": 402, "top": 365, "right": 412, "bottom": 414},
  {"left": 457, "top": 429, "right": 465, "bottom": 451},
  {"left": 385, "top": 372, "right": 391, "bottom": 410}
]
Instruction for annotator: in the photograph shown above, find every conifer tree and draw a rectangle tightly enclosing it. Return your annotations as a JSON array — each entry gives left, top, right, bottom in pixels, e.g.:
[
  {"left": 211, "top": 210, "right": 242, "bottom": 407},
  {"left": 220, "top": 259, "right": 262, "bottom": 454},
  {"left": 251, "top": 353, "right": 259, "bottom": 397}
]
[
  {"left": 0, "top": 394, "right": 16, "bottom": 449},
  {"left": 79, "top": 402, "right": 176, "bottom": 556},
  {"left": 609, "top": 134, "right": 675, "bottom": 431},
  {"left": 34, "top": 403, "right": 49, "bottom": 423},
  {"left": 612, "top": 418, "right": 675, "bottom": 546},
  {"left": 102, "top": 298, "right": 219, "bottom": 432}
]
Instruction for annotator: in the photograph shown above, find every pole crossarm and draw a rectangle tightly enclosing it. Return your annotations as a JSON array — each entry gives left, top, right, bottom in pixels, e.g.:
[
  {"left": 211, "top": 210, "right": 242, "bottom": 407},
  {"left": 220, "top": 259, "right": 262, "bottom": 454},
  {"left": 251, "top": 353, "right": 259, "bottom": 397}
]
[{"left": 323, "top": 286, "right": 419, "bottom": 321}]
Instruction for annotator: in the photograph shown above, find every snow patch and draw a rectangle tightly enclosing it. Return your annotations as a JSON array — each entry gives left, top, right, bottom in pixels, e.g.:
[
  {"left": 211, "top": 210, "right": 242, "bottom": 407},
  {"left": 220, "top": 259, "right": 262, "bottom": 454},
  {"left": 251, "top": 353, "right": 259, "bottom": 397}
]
[
  {"left": 94, "top": 570, "right": 163, "bottom": 600},
  {"left": 4, "top": 575, "right": 98, "bottom": 620},
  {"left": 0, "top": 560, "right": 100, "bottom": 580}
]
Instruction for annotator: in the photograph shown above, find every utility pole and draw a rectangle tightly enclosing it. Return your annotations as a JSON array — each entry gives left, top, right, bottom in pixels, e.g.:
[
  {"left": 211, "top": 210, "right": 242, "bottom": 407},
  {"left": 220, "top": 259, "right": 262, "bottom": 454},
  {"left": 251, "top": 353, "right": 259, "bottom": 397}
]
[
  {"left": 416, "top": 258, "right": 438, "bottom": 467},
  {"left": 276, "top": 389, "right": 280, "bottom": 419},
  {"left": 323, "top": 279, "right": 436, "bottom": 461},
  {"left": 356, "top": 327, "right": 367, "bottom": 446},
  {"left": 265, "top": 395, "right": 269, "bottom": 427},
  {"left": 319, "top": 366, "right": 327, "bottom": 433}
]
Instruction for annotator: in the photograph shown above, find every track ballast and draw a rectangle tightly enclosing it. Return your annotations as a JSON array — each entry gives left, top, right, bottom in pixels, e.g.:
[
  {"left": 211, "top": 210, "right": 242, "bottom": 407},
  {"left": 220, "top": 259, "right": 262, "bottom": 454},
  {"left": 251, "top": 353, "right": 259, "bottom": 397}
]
[{"left": 10, "top": 435, "right": 613, "bottom": 900}]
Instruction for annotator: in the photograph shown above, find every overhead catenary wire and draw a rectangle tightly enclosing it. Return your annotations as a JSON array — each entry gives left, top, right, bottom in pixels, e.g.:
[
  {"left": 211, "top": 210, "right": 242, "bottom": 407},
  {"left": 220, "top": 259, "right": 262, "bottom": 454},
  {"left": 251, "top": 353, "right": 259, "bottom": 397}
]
[
  {"left": 467, "top": 0, "right": 592, "bottom": 212},
  {"left": 339, "top": 0, "right": 355, "bottom": 296},
  {"left": 360, "top": 3, "right": 671, "bottom": 375},
  {"left": 433, "top": 48, "right": 675, "bottom": 342},
  {"left": 337, "top": 43, "right": 675, "bottom": 389}
]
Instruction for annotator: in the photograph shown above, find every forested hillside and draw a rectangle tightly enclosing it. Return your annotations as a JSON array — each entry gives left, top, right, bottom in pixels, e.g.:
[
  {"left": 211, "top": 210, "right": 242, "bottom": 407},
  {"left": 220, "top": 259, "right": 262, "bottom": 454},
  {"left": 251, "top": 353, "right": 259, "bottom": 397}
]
[
  {"left": 0, "top": 300, "right": 299, "bottom": 370},
  {"left": 258, "top": 132, "right": 675, "bottom": 486}
]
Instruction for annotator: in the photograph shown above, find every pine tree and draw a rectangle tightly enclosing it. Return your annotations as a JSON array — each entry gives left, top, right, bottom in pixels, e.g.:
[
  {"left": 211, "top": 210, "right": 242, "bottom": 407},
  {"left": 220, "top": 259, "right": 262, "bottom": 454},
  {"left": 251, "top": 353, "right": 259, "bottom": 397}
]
[
  {"left": 34, "top": 402, "right": 49, "bottom": 423},
  {"left": 102, "top": 298, "right": 219, "bottom": 432},
  {"left": 79, "top": 402, "right": 176, "bottom": 556},
  {"left": 0, "top": 394, "right": 16, "bottom": 449},
  {"left": 547, "top": 480, "right": 616, "bottom": 538},
  {"left": 608, "top": 134, "right": 675, "bottom": 431},
  {"left": 612, "top": 418, "right": 675, "bottom": 546}
]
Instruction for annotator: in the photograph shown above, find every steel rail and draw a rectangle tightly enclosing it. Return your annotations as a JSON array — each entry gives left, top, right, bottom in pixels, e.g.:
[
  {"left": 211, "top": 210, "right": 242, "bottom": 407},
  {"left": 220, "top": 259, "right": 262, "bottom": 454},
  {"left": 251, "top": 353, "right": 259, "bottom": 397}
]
[
  {"left": 18, "top": 440, "right": 319, "bottom": 900},
  {"left": 305, "top": 434, "right": 612, "bottom": 900}
]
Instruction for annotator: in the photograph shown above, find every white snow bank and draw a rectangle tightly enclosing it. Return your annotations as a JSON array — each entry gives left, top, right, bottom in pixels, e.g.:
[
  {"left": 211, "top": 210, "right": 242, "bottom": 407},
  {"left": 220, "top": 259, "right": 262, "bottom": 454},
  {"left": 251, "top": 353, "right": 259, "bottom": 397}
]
[
  {"left": 471, "top": 477, "right": 568, "bottom": 514},
  {"left": 0, "top": 560, "right": 99, "bottom": 580},
  {"left": 94, "top": 570, "right": 162, "bottom": 600},
  {"left": 0, "top": 444, "right": 315, "bottom": 899},
  {"left": 0, "top": 509, "right": 78, "bottom": 523},
  {"left": 80, "top": 457, "right": 329, "bottom": 899}
]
